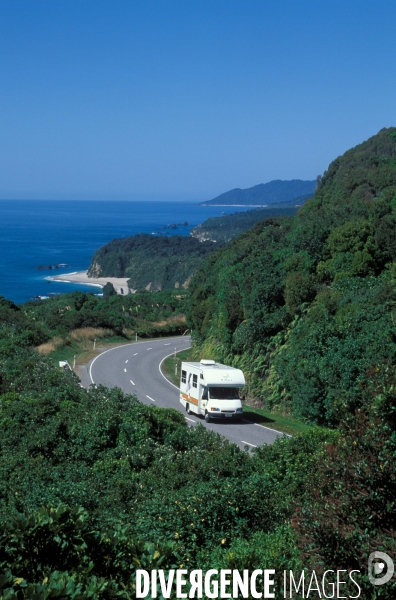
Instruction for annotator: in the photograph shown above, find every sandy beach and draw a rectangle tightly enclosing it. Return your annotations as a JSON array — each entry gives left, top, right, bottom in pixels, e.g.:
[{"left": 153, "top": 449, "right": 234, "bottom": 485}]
[{"left": 48, "top": 271, "right": 132, "bottom": 295}]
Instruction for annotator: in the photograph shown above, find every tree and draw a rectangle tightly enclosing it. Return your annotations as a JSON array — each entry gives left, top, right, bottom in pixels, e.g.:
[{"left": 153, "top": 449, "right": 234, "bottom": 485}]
[{"left": 103, "top": 282, "right": 117, "bottom": 299}]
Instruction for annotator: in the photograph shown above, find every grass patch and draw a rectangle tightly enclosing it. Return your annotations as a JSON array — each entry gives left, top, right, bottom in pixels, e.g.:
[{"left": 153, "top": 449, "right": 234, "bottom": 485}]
[
  {"left": 37, "top": 327, "right": 143, "bottom": 367},
  {"left": 46, "top": 333, "right": 130, "bottom": 367},
  {"left": 242, "top": 407, "right": 313, "bottom": 436}
]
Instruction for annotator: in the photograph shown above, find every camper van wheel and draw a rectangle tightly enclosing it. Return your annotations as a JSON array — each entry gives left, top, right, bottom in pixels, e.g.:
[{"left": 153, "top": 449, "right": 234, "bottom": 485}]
[
  {"left": 186, "top": 403, "right": 192, "bottom": 415},
  {"left": 204, "top": 411, "right": 211, "bottom": 423}
]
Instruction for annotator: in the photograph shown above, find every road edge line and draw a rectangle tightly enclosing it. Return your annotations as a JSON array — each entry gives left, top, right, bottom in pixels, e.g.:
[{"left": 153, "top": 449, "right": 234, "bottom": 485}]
[{"left": 158, "top": 347, "right": 191, "bottom": 391}]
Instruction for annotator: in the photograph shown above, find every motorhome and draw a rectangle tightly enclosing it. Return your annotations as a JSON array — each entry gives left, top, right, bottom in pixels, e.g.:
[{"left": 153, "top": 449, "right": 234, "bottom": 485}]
[{"left": 180, "top": 359, "right": 245, "bottom": 422}]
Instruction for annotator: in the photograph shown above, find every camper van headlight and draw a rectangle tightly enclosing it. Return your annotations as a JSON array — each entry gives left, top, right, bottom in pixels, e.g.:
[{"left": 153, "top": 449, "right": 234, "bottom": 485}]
[
  {"left": 236, "top": 408, "right": 243, "bottom": 413},
  {"left": 210, "top": 407, "right": 220, "bottom": 412}
]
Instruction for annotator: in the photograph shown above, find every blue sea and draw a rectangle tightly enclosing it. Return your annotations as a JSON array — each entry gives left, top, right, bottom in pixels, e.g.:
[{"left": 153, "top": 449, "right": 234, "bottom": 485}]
[{"left": 0, "top": 200, "right": 250, "bottom": 305}]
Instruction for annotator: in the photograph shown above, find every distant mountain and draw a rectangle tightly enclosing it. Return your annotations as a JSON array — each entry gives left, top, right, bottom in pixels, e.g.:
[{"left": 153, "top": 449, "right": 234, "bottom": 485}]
[{"left": 199, "top": 179, "right": 316, "bottom": 206}]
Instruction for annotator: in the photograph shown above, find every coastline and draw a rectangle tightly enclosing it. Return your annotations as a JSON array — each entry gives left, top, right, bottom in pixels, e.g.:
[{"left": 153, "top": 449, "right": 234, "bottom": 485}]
[{"left": 47, "top": 271, "right": 132, "bottom": 295}]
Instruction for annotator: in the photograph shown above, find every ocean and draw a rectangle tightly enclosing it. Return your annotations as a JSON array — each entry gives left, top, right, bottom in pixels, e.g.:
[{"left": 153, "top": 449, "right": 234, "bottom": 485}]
[{"left": 0, "top": 200, "right": 250, "bottom": 304}]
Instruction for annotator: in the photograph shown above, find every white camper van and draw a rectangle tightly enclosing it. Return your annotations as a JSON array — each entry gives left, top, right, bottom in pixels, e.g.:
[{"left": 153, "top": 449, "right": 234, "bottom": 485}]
[{"left": 180, "top": 359, "right": 245, "bottom": 423}]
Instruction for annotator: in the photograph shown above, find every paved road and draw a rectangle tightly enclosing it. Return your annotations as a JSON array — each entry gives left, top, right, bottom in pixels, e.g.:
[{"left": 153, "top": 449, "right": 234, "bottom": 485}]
[{"left": 88, "top": 336, "right": 283, "bottom": 449}]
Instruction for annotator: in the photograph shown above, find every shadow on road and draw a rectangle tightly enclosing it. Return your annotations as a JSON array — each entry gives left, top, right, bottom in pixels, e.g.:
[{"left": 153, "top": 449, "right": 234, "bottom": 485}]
[{"left": 243, "top": 409, "right": 276, "bottom": 426}]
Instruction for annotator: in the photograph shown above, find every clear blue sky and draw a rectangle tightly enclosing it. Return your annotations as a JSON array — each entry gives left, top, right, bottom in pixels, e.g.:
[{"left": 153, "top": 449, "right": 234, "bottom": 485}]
[{"left": 1, "top": 0, "right": 395, "bottom": 201}]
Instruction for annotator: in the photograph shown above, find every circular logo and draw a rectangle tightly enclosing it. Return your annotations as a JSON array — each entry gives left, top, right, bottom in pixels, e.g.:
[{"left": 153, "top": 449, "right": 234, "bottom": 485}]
[{"left": 368, "top": 552, "right": 394, "bottom": 586}]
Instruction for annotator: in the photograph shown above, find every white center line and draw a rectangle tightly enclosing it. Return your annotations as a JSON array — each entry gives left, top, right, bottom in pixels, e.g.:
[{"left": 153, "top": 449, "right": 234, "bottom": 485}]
[
  {"left": 241, "top": 440, "right": 257, "bottom": 448},
  {"left": 125, "top": 359, "right": 128, "bottom": 363},
  {"left": 147, "top": 348, "right": 152, "bottom": 350},
  {"left": 164, "top": 343, "right": 171, "bottom": 345},
  {"left": 253, "top": 422, "right": 291, "bottom": 437},
  {"left": 185, "top": 417, "right": 195, "bottom": 423},
  {"left": 146, "top": 395, "right": 155, "bottom": 402},
  {"left": 124, "top": 368, "right": 127, "bottom": 372},
  {"left": 130, "top": 379, "right": 135, "bottom": 385},
  {"left": 134, "top": 353, "right": 138, "bottom": 356}
]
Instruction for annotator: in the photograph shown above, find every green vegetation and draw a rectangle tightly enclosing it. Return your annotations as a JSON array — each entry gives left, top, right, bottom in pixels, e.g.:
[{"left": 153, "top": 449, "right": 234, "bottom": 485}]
[
  {"left": 26, "top": 287, "right": 187, "bottom": 338},
  {"left": 88, "top": 233, "right": 219, "bottom": 291},
  {"left": 0, "top": 297, "right": 344, "bottom": 596},
  {"left": 200, "top": 179, "right": 315, "bottom": 206},
  {"left": 191, "top": 206, "right": 299, "bottom": 243},
  {"left": 39, "top": 329, "right": 128, "bottom": 367},
  {"left": 2, "top": 297, "right": 394, "bottom": 597},
  {"left": 1, "top": 303, "right": 394, "bottom": 596},
  {"left": 103, "top": 281, "right": 117, "bottom": 298},
  {"left": 188, "top": 127, "right": 396, "bottom": 427},
  {"left": 4, "top": 289, "right": 188, "bottom": 367}
]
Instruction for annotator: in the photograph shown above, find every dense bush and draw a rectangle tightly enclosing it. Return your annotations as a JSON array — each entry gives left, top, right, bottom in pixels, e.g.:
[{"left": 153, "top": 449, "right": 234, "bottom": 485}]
[
  {"left": 0, "top": 504, "right": 179, "bottom": 598},
  {"left": 20, "top": 288, "right": 188, "bottom": 338},
  {"left": 292, "top": 366, "right": 396, "bottom": 597},
  {"left": 0, "top": 313, "right": 343, "bottom": 595}
]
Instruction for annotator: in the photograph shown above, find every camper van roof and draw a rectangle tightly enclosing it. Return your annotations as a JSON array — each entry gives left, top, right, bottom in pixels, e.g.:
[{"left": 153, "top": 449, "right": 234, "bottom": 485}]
[
  {"left": 184, "top": 361, "right": 237, "bottom": 371},
  {"left": 181, "top": 361, "right": 246, "bottom": 386},
  {"left": 200, "top": 359, "right": 215, "bottom": 365}
]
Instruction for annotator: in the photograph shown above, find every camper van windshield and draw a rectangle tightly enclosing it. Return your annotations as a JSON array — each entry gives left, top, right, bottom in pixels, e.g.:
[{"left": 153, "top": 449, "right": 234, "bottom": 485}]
[{"left": 209, "top": 387, "right": 239, "bottom": 400}]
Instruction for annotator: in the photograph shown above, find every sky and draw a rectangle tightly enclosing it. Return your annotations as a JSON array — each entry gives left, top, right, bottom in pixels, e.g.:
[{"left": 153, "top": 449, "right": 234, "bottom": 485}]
[{"left": 1, "top": 0, "right": 396, "bottom": 201}]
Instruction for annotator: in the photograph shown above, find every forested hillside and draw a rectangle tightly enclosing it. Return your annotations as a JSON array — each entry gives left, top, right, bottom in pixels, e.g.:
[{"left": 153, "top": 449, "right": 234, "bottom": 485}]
[
  {"left": 187, "top": 127, "right": 396, "bottom": 427},
  {"left": 88, "top": 234, "right": 219, "bottom": 291},
  {"left": 190, "top": 206, "right": 299, "bottom": 243},
  {"left": 200, "top": 179, "right": 315, "bottom": 206}
]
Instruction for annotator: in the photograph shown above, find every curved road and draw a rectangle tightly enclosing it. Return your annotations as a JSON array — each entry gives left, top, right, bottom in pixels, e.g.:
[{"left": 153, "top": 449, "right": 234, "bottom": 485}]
[{"left": 88, "top": 336, "right": 282, "bottom": 449}]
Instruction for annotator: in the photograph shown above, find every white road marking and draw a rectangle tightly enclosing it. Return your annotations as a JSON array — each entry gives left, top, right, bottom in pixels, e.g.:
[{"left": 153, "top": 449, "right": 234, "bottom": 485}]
[
  {"left": 125, "top": 360, "right": 128, "bottom": 363},
  {"left": 185, "top": 417, "right": 195, "bottom": 423},
  {"left": 159, "top": 350, "right": 190, "bottom": 391},
  {"left": 241, "top": 440, "right": 257, "bottom": 447},
  {"left": 146, "top": 395, "right": 155, "bottom": 402},
  {"left": 252, "top": 422, "right": 291, "bottom": 437},
  {"left": 130, "top": 380, "right": 135, "bottom": 385},
  {"left": 124, "top": 368, "right": 127, "bottom": 372},
  {"left": 134, "top": 353, "right": 138, "bottom": 356},
  {"left": 164, "top": 343, "right": 171, "bottom": 345},
  {"left": 147, "top": 348, "right": 152, "bottom": 350}
]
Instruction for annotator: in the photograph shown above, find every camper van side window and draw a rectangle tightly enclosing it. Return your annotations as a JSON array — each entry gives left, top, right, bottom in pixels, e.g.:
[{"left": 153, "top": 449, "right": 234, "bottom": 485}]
[
  {"left": 181, "top": 370, "right": 186, "bottom": 384},
  {"left": 192, "top": 374, "right": 198, "bottom": 388}
]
